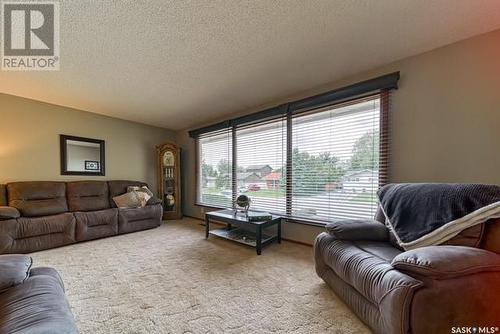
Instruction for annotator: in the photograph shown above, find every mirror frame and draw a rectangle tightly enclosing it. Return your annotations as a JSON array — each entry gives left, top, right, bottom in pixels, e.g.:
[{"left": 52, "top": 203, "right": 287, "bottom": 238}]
[{"left": 60, "top": 134, "right": 106, "bottom": 176}]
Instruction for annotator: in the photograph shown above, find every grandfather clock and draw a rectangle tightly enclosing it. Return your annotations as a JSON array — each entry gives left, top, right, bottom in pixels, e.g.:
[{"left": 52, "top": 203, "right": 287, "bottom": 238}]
[{"left": 156, "top": 142, "right": 182, "bottom": 220}]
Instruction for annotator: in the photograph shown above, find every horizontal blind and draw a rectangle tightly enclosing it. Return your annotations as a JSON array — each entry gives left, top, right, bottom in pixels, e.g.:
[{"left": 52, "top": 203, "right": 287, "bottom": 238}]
[
  {"left": 379, "top": 90, "right": 390, "bottom": 187},
  {"left": 197, "top": 130, "right": 233, "bottom": 208},
  {"left": 235, "top": 118, "right": 286, "bottom": 213},
  {"left": 290, "top": 95, "right": 381, "bottom": 221}
]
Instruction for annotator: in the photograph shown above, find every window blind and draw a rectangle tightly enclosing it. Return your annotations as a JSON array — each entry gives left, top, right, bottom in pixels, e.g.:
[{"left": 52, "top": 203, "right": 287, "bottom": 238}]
[
  {"left": 290, "top": 95, "right": 381, "bottom": 221},
  {"left": 235, "top": 118, "right": 287, "bottom": 213},
  {"left": 197, "top": 130, "right": 233, "bottom": 208},
  {"left": 192, "top": 72, "right": 397, "bottom": 223}
]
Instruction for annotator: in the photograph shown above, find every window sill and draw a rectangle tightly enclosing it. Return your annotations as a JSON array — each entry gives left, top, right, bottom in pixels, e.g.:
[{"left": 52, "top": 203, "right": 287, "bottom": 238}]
[{"left": 194, "top": 202, "right": 328, "bottom": 228}]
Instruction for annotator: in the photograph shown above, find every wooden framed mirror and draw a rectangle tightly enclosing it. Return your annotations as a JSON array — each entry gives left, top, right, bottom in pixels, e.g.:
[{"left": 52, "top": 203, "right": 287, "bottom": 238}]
[{"left": 60, "top": 135, "right": 105, "bottom": 176}]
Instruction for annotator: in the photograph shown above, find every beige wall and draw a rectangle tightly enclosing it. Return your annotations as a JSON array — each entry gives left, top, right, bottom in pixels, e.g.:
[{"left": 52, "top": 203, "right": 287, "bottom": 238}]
[
  {"left": 0, "top": 94, "right": 175, "bottom": 192},
  {"left": 176, "top": 29, "right": 500, "bottom": 244}
]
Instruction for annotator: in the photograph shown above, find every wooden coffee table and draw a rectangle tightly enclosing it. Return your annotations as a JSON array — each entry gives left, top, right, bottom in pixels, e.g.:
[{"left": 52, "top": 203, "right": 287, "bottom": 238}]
[{"left": 205, "top": 209, "right": 282, "bottom": 255}]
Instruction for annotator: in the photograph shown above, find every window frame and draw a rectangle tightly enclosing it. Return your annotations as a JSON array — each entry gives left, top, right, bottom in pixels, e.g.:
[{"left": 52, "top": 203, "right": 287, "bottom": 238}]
[
  {"left": 287, "top": 94, "right": 384, "bottom": 221},
  {"left": 195, "top": 129, "right": 234, "bottom": 209},
  {"left": 195, "top": 93, "right": 390, "bottom": 225},
  {"left": 192, "top": 73, "right": 397, "bottom": 225}
]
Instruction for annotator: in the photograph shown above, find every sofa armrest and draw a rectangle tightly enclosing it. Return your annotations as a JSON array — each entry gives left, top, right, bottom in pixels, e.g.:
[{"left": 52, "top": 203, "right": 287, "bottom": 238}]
[
  {"left": 0, "top": 206, "right": 20, "bottom": 220},
  {"left": 0, "top": 255, "right": 32, "bottom": 292},
  {"left": 146, "top": 197, "right": 162, "bottom": 206},
  {"left": 325, "top": 219, "right": 389, "bottom": 241},
  {"left": 391, "top": 245, "right": 500, "bottom": 279}
]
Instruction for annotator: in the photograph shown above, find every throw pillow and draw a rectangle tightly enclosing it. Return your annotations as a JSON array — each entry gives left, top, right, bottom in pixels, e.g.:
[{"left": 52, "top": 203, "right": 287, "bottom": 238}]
[
  {"left": 135, "top": 191, "right": 151, "bottom": 207},
  {"left": 113, "top": 191, "right": 142, "bottom": 208},
  {"left": 127, "top": 186, "right": 154, "bottom": 198}
]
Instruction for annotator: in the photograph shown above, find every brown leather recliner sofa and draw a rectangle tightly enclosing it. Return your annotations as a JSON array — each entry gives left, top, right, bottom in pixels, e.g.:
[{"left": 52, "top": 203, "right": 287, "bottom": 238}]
[
  {"left": 0, "top": 180, "right": 163, "bottom": 254},
  {"left": 0, "top": 254, "right": 78, "bottom": 333},
  {"left": 314, "top": 209, "right": 500, "bottom": 334}
]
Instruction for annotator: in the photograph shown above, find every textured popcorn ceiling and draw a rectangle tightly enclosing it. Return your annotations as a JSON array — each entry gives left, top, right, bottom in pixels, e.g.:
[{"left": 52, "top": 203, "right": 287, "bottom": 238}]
[{"left": 1, "top": 0, "right": 500, "bottom": 130}]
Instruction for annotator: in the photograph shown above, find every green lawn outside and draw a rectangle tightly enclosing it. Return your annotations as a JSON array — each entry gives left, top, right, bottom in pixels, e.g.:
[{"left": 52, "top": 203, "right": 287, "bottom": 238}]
[
  {"left": 202, "top": 187, "right": 285, "bottom": 198},
  {"left": 202, "top": 187, "right": 377, "bottom": 206},
  {"left": 202, "top": 187, "right": 225, "bottom": 194},
  {"left": 351, "top": 192, "right": 377, "bottom": 203},
  {"left": 247, "top": 189, "right": 285, "bottom": 198}
]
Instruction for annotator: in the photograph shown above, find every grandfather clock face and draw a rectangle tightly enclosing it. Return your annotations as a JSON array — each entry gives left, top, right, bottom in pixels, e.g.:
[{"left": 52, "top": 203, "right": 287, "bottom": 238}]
[{"left": 163, "top": 151, "right": 175, "bottom": 167}]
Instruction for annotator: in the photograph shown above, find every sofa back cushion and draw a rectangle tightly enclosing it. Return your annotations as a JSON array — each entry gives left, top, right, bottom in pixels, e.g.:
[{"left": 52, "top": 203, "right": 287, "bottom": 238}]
[
  {"left": 0, "top": 185, "right": 6, "bottom": 206},
  {"left": 374, "top": 206, "right": 404, "bottom": 250},
  {"left": 442, "top": 223, "right": 484, "bottom": 248},
  {"left": 7, "top": 182, "right": 68, "bottom": 217},
  {"left": 108, "top": 181, "right": 147, "bottom": 208},
  {"left": 67, "top": 181, "right": 110, "bottom": 212}
]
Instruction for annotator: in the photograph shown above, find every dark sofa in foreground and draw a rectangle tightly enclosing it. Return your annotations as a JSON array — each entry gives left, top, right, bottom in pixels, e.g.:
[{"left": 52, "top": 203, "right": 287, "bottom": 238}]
[
  {"left": 0, "top": 180, "right": 163, "bottom": 254},
  {"left": 0, "top": 254, "right": 78, "bottom": 333},
  {"left": 314, "top": 208, "right": 500, "bottom": 334}
]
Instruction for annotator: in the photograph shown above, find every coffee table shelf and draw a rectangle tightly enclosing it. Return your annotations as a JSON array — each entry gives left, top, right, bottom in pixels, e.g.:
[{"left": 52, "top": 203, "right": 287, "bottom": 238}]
[
  {"left": 209, "top": 227, "right": 275, "bottom": 247},
  {"left": 205, "top": 209, "right": 282, "bottom": 255}
]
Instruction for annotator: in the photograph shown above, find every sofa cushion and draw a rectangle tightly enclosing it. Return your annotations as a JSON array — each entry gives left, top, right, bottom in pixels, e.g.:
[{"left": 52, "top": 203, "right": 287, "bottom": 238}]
[
  {"left": 108, "top": 180, "right": 147, "bottom": 208},
  {"left": 74, "top": 208, "right": 118, "bottom": 241},
  {"left": 67, "top": 181, "right": 110, "bottom": 212},
  {"left": 0, "top": 268, "right": 78, "bottom": 334},
  {"left": 353, "top": 240, "right": 403, "bottom": 262},
  {"left": 0, "top": 184, "right": 6, "bottom": 206},
  {"left": 29, "top": 267, "right": 65, "bottom": 288},
  {"left": 315, "top": 232, "right": 419, "bottom": 304},
  {"left": 326, "top": 219, "right": 389, "bottom": 241},
  {"left": 392, "top": 245, "right": 500, "bottom": 279},
  {"left": 442, "top": 223, "right": 484, "bottom": 247},
  {"left": 0, "top": 213, "right": 76, "bottom": 254},
  {"left": 7, "top": 182, "right": 68, "bottom": 217},
  {"left": 0, "top": 206, "right": 20, "bottom": 220},
  {"left": 0, "top": 255, "right": 32, "bottom": 292},
  {"left": 118, "top": 204, "right": 162, "bottom": 234}
]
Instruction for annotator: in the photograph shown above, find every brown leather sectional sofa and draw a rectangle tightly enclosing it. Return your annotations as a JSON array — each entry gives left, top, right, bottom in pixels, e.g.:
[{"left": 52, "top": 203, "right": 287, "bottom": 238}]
[
  {"left": 314, "top": 209, "right": 500, "bottom": 334},
  {"left": 0, "top": 180, "right": 163, "bottom": 254},
  {"left": 0, "top": 255, "right": 78, "bottom": 333}
]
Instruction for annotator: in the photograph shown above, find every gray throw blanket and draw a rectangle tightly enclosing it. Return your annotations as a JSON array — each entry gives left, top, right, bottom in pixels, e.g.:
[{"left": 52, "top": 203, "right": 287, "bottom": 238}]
[{"left": 377, "top": 183, "right": 500, "bottom": 250}]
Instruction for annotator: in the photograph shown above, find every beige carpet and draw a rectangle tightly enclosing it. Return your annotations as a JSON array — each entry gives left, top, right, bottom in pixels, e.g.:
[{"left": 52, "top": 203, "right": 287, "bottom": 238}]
[{"left": 30, "top": 218, "right": 370, "bottom": 334}]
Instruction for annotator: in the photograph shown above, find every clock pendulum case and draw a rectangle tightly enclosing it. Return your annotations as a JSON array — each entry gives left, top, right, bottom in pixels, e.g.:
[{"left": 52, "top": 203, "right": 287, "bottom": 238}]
[{"left": 156, "top": 142, "right": 182, "bottom": 220}]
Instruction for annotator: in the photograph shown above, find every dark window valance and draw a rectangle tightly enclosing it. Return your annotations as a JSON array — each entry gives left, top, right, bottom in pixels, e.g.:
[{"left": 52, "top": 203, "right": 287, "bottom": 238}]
[{"left": 188, "top": 72, "right": 399, "bottom": 138}]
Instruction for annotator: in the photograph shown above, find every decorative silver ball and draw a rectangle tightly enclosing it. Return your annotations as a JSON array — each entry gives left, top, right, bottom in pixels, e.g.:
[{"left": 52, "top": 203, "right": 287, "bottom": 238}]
[{"left": 235, "top": 194, "right": 251, "bottom": 210}]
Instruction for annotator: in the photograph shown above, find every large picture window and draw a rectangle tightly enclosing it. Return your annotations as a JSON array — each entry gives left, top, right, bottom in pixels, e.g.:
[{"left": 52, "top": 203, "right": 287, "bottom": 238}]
[
  {"left": 198, "top": 130, "right": 232, "bottom": 208},
  {"left": 192, "top": 73, "right": 397, "bottom": 224},
  {"left": 290, "top": 97, "right": 381, "bottom": 220},
  {"left": 236, "top": 119, "right": 287, "bottom": 213}
]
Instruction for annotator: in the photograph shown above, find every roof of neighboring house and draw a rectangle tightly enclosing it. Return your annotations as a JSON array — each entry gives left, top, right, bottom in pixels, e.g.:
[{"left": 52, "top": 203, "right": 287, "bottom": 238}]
[
  {"left": 245, "top": 164, "right": 272, "bottom": 171},
  {"left": 237, "top": 172, "right": 261, "bottom": 180},
  {"left": 263, "top": 172, "right": 282, "bottom": 181}
]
